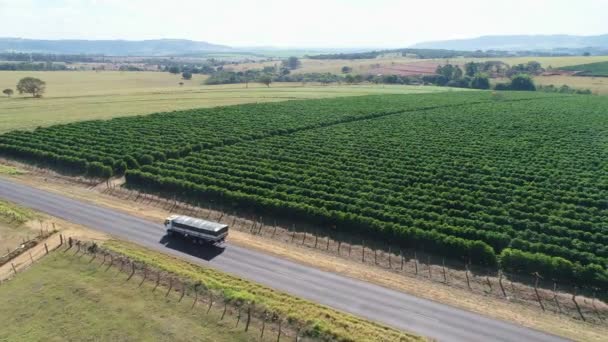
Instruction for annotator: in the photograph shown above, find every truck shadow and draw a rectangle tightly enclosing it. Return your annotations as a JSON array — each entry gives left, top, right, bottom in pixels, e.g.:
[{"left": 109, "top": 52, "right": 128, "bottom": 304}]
[{"left": 159, "top": 235, "right": 226, "bottom": 261}]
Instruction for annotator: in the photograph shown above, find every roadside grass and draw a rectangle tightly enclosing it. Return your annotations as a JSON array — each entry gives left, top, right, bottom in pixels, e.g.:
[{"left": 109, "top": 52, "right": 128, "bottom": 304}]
[
  {"left": 0, "top": 252, "right": 269, "bottom": 342},
  {"left": 0, "top": 164, "right": 25, "bottom": 175},
  {"left": 0, "top": 199, "right": 39, "bottom": 253},
  {"left": 0, "top": 70, "right": 451, "bottom": 133},
  {"left": 105, "top": 240, "right": 423, "bottom": 342}
]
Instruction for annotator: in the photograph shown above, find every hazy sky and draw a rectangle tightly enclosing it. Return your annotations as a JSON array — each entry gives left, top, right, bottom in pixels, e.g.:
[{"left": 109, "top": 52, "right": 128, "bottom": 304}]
[{"left": 1, "top": 0, "right": 607, "bottom": 48}]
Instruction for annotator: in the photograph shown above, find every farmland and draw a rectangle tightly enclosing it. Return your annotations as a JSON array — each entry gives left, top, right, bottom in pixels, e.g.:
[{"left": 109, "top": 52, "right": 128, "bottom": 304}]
[
  {"left": 559, "top": 61, "right": 608, "bottom": 76},
  {"left": 0, "top": 92, "right": 486, "bottom": 176},
  {"left": 0, "top": 70, "right": 450, "bottom": 133},
  {"left": 1, "top": 91, "right": 606, "bottom": 289}
]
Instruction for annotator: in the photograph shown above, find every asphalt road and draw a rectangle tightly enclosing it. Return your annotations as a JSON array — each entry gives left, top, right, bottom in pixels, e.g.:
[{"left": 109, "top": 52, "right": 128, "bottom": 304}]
[{"left": 0, "top": 178, "right": 568, "bottom": 342}]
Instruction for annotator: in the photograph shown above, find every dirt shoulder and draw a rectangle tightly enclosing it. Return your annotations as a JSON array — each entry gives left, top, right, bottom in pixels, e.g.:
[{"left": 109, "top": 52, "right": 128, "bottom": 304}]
[{"left": 1, "top": 164, "right": 607, "bottom": 341}]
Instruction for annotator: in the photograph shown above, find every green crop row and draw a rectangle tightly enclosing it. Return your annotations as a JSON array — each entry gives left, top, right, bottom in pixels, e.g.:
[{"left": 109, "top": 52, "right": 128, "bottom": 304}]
[{"left": 1, "top": 91, "right": 606, "bottom": 289}]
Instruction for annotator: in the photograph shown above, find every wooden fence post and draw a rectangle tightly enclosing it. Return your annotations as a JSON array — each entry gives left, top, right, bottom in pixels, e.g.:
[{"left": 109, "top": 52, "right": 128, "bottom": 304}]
[
  {"left": 139, "top": 267, "right": 148, "bottom": 288},
  {"left": 11, "top": 263, "right": 17, "bottom": 275},
  {"left": 427, "top": 256, "right": 432, "bottom": 279},
  {"left": 572, "top": 286, "right": 585, "bottom": 321},
  {"left": 301, "top": 232, "right": 306, "bottom": 245},
  {"left": 105, "top": 254, "right": 114, "bottom": 271},
  {"left": 291, "top": 229, "right": 296, "bottom": 243},
  {"left": 552, "top": 282, "right": 562, "bottom": 315},
  {"left": 362, "top": 241, "right": 365, "bottom": 263},
  {"left": 591, "top": 291, "right": 603, "bottom": 321},
  {"left": 414, "top": 252, "right": 418, "bottom": 275},
  {"left": 442, "top": 258, "right": 447, "bottom": 283},
  {"left": 337, "top": 241, "right": 342, "bottom": 254},
  {"left": 44, "top": 243, "right": 49, "bottom": 255},
  {"left": 179, "top": 282, "right": 186, "bottom": 302},
  {"left": 153, "top": 272, "right": 160, "bottom": 292},
  {"left": 260, "top": 313, "right": 266, "bottom": 339},
  {"left": 127, "top": 261, "right": 136, "bottom": 281},
  {"left": 166, "top": 278, "right": 173, "bottom": 297},
  {"left": 221, "top": 301, "right": 228, "bottom": 320},
  {"left": 202, "top": 291, "right": 211, "bottom": 313},
  {"left": 399, "top": 250, "right": 403, "bottom": 270},
  {"left": 326, "top": 236, "right": 330, "bottom": 250},
  {"left": 465, "top": 264, "right": 471, "bottom": 290},
  {"left": 498, "top": 271, "right": 507, "bottom": 298},
  {"left": 245, "top": 306, "right": 252, "bottom": 331},
  {"left": 533, "top": 272, "right": 545, "bottom": 311},
  {"left": 277, "top": 320, "right": 282, "bottom": 342},
  {"left": 314, "top": 233, "right": 318, "bottom": 248}
]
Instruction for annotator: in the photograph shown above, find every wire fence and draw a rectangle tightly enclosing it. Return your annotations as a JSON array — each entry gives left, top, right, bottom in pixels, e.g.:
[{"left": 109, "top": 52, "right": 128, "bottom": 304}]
[
  {"left": 103, "top": 186, "right": 608, "bottom": 326},
  {"left": 59, "top": 238, "right": 307, "bottom": 342}
]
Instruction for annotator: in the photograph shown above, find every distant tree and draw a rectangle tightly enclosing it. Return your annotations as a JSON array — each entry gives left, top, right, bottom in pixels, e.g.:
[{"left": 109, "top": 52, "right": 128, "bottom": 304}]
[
  {"left": 583, "top": 52, "right": 591, "bottom": 56},
  {"left": 344, "top": 74, "right": 355, "bottom": 84},
  {"left": 465, "top": 62, "right": 479, "bottom": 77},
  {"left": 470, "top": 73, "right": 490, "bottom": 89},
  {"left": 168, "top": 66, "right": 181, "bottom": 74},
  {"left": 526, "top": 61, "right": 543, "bottom": 75},
  {"left": 16, "top": 77, "right": 46, "bottom": 97},
  {"left": 283, "top": 56, "right": 301, "bottom": 70},
  {"left": 453, "top": 66, "right": 464, "bottom": 79},
  {"left": 2, "top": 88, "right": 13, "bottom": 97},
  {"left": 181, "top": 71, "right": 192, "bottom": 80},
  {"left": 341, "top": 66, "right": 353, "bottom": 73},
  {"left": 258, "top": 75, "right": 272, "bottom": 87},
  {"left": 262, "top": 66, "right": 277, "bottom": 73},
  {"left": 178, "top": 82, "right": 184, "bottom": 86},
  {"left": 510, "top": 74, "right": 536, "bottom": 91}
]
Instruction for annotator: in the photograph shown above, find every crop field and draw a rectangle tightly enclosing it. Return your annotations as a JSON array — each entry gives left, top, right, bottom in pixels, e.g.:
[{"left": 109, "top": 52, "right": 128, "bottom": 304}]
[
  {"left": 0, "top": 70, "right": 450, "bottom": 133},
  {"left": 559, "top": 61, "right": 608, "bottom": 76},
  {"left": 0, "top": 92, "right": 484, "bottom": 176},
  {"left": 0, "top": 91, "right": 607, "bottom": 289}
]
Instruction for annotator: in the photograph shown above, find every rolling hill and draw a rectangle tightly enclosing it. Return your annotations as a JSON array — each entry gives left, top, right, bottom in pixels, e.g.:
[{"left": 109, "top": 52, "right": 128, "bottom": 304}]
[
  {"left": 411, "top": 34, "right": 608, "bottom": 51},
  {"left": 0, "top": 38, "right": 232, "bottom": 56}
]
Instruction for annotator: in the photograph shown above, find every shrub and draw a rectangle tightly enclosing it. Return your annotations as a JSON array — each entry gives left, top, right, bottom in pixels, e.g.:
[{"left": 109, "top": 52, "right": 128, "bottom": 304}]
[{"left": 510, "top": 74, "right": 536, "bottom": 91}]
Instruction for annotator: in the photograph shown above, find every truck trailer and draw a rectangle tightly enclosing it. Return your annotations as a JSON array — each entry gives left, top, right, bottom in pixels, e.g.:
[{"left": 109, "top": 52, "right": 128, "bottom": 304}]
[{"left": 164, "top": 215, "right": 228, "bottom": 245}]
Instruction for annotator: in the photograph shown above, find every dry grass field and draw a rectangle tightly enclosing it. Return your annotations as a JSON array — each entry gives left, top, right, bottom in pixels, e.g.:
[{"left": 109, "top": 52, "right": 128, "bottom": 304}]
[
  {"left": 228, "top": 55, "right": 608, "bottom": 75},
  {"left": 0, "top": 70, "right": 453, "bottom": 133},
  {"left": 0, "top": 251, "right": 274, "bottom": 342}
]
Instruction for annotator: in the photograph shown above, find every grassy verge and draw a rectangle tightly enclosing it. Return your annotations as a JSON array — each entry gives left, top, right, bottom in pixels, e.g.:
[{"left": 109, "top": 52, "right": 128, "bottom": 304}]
[
  {"left": 0, "top": 164, "right": 25, "bottom": 175},
  {"left": 0, "top": 199, "right": 39, "bottom": 252},
  {"left": 105, "top": 240, "right": 423, "bottom": 342},
  {"left": 0, "top": 251, "right": 273, "bottom": 342}
]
